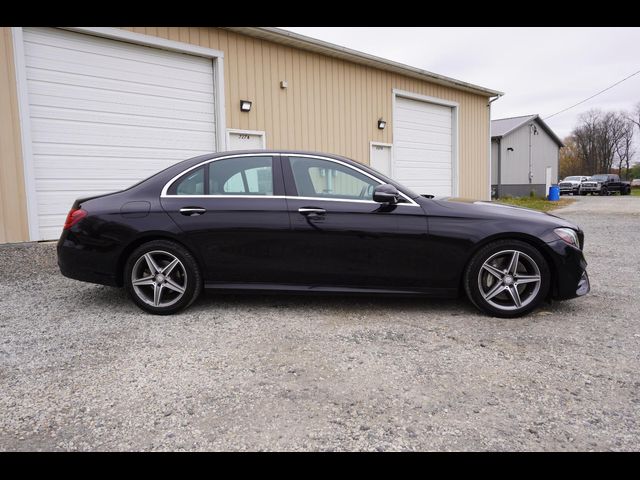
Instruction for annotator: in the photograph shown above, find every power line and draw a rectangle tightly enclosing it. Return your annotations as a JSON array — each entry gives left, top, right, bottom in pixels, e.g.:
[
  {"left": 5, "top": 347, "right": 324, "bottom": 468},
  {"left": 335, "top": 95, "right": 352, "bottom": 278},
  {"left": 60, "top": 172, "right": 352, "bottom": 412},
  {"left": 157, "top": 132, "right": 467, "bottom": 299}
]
[{"left": 544, "top": 69, "right": 640, "bottom": 120}]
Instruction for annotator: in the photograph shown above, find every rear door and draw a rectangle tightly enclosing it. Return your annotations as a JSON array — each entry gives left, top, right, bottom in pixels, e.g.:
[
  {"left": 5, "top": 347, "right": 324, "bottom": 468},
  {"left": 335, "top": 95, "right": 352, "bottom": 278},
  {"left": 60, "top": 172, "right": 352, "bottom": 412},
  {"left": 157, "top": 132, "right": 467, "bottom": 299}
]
[{"left": 160, "top": 154, "right": 291, "bottom": 284}]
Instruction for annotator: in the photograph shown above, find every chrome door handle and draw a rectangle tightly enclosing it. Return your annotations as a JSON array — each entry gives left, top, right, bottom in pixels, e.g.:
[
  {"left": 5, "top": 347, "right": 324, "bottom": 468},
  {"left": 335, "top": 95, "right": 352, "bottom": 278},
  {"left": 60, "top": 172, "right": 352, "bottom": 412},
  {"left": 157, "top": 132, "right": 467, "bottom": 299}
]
[
  {"left": 180, "top": 207, "right": 206, "bottom": 216},
  {"left": 298, "top": 207, "right": 326, "bottom": 216}
]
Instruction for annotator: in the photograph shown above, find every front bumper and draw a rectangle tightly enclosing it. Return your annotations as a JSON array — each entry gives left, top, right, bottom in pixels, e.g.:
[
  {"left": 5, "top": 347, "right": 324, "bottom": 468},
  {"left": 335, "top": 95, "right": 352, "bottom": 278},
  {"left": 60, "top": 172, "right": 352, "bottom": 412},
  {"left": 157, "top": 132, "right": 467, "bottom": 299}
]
[{"left": 545, "top": 239, "right": 590, "bottom": 300}]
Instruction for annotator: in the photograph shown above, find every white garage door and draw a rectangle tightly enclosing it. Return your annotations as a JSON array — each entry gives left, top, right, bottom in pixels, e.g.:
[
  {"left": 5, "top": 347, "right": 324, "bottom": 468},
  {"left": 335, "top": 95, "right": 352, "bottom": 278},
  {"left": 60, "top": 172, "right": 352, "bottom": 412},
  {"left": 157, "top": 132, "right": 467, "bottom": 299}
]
[
  {"left": 22, "top": 27, "right": 217, "bottom": 240},
  {"left": 393, "top": 96, "right": 453, "bottom": 197}
]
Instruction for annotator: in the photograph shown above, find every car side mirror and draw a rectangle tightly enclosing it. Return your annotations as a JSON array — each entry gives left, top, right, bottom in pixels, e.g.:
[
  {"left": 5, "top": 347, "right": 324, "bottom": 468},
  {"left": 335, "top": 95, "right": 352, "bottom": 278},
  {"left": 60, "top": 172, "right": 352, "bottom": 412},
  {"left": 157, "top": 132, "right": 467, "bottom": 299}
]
[{"left": 373, "top": 184, "right": 400, "bottom": 204}]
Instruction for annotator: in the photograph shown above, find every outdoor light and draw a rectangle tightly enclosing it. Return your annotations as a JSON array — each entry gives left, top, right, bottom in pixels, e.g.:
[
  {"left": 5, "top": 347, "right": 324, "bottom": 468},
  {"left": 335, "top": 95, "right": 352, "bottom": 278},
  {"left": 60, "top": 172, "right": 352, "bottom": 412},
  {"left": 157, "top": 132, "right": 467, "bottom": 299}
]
[
  {"left": 377, "top": 118, "right": 386, "bottom": 130},
  {"left": 240, "top": 100, "right": 252, "bottom": 112}
]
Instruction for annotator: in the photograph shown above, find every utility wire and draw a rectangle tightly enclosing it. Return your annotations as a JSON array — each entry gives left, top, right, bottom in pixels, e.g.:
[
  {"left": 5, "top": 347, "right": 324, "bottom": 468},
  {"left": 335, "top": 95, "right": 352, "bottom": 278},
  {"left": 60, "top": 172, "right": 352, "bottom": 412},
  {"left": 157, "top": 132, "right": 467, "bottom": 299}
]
[{"left": 544, "top": 69, "right": 640, "bottom": 120}]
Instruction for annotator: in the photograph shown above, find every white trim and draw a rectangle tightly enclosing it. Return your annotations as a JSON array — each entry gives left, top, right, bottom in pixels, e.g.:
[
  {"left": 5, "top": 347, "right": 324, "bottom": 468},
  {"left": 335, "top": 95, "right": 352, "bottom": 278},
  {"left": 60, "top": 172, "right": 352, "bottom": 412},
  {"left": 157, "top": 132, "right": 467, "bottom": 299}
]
[
  {"left": 161, "top": 152, "right": 420, "bottom": 207},
  {"left": 62, "top": 27, "right": 225, "bottom": 59},
  {"left": 10, "top": 27, "right": 39, "bottom": 241},
  {"left": 226, "top": 129, "right": 267, "bottom": 150},
  {"left": 369, "top": 141, "right": 393, "bottom": 177},
  {"left": 392, "top": 89, "right": 460, "bottom": 197}
]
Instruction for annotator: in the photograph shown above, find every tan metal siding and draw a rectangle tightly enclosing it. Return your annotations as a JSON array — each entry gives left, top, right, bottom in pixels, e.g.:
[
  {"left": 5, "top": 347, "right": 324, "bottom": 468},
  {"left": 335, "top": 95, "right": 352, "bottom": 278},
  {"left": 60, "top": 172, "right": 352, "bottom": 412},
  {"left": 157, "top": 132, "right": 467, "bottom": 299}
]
[
  {"left": 1, "top": 27, "right": 492, "bottom": 243},
  {"left": 0, "top": 28, "right": 29, "bottom": 243}
]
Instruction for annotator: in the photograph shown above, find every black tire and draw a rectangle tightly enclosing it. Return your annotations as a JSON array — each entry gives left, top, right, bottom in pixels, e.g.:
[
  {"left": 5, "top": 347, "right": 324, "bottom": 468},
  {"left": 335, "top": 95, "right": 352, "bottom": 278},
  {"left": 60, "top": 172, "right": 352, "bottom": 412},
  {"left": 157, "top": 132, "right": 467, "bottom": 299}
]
[
  {"left": 124, "top": 239, "right": 202, "bottom": 315},
  {"left": 600, "top": 187, "right": 608, "bottom": 196},
  {"left": 580, "top": 191, "right": 587, "bottom": 196},
  {"left": 622, "top": 187, "right": 630, "bottom": 196},
  {"left": 464, "top": 239, "right": 551, "bottom": 318}
]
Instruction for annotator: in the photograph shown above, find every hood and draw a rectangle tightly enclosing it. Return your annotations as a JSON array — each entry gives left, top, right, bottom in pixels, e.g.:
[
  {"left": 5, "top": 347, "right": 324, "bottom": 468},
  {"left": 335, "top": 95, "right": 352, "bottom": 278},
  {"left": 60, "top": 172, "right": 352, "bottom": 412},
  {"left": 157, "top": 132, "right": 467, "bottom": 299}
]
[{"left": 430, "top": 197, "right": 579, "bottom": 230}]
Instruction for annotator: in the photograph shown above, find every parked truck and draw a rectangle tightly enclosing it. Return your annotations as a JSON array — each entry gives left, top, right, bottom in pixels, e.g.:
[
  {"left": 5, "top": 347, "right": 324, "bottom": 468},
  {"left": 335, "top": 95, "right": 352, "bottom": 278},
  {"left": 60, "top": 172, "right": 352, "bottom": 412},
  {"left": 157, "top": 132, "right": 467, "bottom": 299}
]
[
  {"left": 579, "top": 174, "right": 631, "bottom": 196},
  {"left": 559, "top": 176, "right": 590, "bottom": 195}
]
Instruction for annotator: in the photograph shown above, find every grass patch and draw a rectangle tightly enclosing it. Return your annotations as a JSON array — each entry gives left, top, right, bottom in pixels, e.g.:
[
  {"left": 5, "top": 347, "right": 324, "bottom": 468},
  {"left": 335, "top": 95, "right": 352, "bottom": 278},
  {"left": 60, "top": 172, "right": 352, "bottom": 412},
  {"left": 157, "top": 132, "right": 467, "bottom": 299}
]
[
  {"left": 496, "top": 196, "right": 576, "bottom": 212},
  {"left": 631, "top": 188, "right": 640, "bottom": 196}
]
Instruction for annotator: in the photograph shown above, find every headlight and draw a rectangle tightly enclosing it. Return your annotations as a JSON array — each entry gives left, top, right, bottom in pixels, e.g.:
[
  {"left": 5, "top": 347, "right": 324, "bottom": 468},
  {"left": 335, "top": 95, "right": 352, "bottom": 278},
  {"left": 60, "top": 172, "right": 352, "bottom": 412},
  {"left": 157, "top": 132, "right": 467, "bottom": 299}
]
[{"left": 554, "top": 227, "right": 579, "bottom": 247}]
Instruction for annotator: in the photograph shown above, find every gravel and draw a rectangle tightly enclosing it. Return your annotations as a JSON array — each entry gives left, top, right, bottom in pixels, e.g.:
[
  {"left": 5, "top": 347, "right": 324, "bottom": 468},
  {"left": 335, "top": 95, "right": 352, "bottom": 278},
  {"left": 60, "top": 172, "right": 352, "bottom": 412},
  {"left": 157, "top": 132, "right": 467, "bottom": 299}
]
[{"left": 1, "top": 195, "right": 639, "bottom": 451}]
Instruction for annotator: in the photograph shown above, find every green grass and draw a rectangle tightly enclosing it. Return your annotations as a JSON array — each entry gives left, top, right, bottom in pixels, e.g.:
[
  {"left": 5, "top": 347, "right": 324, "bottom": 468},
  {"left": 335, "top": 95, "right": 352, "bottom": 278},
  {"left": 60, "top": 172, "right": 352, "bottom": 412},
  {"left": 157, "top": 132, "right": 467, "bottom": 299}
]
[
  {"left": 495, "top": 196, "right": 576, "bottom": 212},
  {"left": 632, "top": 188, "right": 640, "bottom": 197}
]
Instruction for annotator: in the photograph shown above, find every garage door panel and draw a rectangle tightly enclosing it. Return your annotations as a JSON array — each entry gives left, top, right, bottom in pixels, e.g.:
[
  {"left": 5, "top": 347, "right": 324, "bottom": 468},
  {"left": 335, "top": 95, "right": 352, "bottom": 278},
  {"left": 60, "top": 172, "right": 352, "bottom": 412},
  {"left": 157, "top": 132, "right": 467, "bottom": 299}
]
[
  {"left": 30, "top": 116, "right": 214, "bottom": 147},
  {"left": 34, "top": 158, "right": 180, "bottom": 179},
  {"left": 27, "top": 87, "right": 214, "bottom": 117},
  {"left": 31, "top": 142, "right": 207, "bottom": 160},
  {"left": 394, "top": 96, "right": 453, "bottom": 197},
  {"left": 27, "top": 93, "right": 214, "bottom": 121},
  {"left": 26, "top": 68, "right": 214, "bottom": 103},
  {"left": 24, "top": 45, "right": 214, "bottom": 90},
  {"left": 23, "top": 27, "right": 217, "bottom": 240},
  {"left": 29, "top": 105, "right": 215, "bottom": 133}
]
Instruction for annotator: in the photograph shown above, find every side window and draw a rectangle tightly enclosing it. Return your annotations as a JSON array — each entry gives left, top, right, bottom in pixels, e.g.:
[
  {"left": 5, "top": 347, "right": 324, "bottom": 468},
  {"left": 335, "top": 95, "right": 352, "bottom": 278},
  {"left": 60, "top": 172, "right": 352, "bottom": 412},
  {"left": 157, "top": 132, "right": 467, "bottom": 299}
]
[
  {"left": 174, "top": 167, "right": 205, "bottom": 195},
  {"left": 289, "top": 157, "right": 379, "bottom": 200},
  {"left": 210, "top": 156, "right": 273, "bottom": 196}
]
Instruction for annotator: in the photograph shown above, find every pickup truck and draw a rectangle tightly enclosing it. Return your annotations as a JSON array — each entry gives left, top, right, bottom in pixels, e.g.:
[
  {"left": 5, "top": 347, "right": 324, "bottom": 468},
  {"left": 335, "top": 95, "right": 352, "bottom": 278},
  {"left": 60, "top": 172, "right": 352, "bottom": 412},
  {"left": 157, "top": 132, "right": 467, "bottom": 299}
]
[
  {"left": 579, "top": 174, "right": 632, "bottom": 196},
  {"left": 559, "top": 176, "right": 590, "bottom": 195}
]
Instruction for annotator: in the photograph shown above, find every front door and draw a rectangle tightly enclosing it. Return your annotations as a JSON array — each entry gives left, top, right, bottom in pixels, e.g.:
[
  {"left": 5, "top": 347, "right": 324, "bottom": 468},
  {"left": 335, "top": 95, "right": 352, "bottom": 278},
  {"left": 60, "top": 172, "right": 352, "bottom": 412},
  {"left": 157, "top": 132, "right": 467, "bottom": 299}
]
[
  {"left": 281, "top": 155, "right": 429, "bottom": 291},
  {"left": 160, "top": 154, "right": 291, "bottom": 284}
]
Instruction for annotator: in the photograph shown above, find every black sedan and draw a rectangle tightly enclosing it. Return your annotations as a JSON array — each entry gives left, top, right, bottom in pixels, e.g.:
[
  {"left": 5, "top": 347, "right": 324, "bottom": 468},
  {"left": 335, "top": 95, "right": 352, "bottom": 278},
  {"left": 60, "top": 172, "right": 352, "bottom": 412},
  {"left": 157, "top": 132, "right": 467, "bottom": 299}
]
[{"left": 57, "top": 150, "right": 590, "bottom": 318}]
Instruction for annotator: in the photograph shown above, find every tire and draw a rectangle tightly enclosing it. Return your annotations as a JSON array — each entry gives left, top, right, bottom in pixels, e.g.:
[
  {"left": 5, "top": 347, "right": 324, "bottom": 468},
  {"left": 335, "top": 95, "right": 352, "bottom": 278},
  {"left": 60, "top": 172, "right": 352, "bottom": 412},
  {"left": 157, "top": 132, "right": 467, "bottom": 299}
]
[
  {"left": 600, "top": 187, "right": 608, "bottom": 196},
  {"left": 124, "top": 239, "right": 202, "bottom": 315},
  {"left": 622, "top": 187, "right": 630, "bottom": 196},
  {"left": 464, "top": 239, "right": 551, "bottom": 318},
  {"left": 580, "top": 191, "right": 587, "bottom": 196}
]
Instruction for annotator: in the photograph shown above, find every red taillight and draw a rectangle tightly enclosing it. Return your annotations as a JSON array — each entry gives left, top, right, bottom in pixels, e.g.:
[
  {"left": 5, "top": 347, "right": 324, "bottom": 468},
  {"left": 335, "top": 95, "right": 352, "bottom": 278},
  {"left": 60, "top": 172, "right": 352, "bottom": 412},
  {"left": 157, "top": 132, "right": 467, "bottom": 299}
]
[{"left": 63, "top": 208, "right": 87, "bottom": 230}]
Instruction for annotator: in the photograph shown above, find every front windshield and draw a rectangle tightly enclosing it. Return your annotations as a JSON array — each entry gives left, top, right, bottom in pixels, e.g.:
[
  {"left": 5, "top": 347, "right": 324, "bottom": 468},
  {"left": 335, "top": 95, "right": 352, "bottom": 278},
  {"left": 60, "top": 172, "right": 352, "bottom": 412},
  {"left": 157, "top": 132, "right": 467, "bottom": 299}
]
[
  {"left": 591, "top": 175, "right": 608, "bottom": 181},
  {"left": 564, "top": 176, "right": 582, "bottom": 181}
]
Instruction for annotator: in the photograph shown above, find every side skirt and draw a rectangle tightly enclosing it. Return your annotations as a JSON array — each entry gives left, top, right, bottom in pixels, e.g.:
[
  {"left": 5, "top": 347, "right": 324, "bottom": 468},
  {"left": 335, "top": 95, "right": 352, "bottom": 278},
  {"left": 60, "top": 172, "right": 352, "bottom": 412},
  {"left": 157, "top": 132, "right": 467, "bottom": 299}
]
[{"left": 203, "top": 282, "right": 458, "bottom": 298}]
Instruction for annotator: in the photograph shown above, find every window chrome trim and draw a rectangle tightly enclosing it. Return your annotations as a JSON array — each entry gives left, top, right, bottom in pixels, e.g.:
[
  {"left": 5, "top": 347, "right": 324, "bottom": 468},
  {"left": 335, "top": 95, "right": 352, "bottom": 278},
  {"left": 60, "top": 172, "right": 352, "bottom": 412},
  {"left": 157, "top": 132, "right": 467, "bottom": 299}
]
[{"left": 160, "top": 152, "right": 420, "bottom": 207}]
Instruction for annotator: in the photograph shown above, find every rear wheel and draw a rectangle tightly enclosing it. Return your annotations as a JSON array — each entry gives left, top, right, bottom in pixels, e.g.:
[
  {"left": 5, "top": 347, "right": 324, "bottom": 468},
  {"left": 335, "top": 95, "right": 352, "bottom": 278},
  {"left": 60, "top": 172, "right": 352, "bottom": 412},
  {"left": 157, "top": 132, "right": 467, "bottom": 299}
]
[
  {"left": 600, "top": 187, "right": 608, "bottom": 196},
  {"left": 124, "top": 240, "right": 202, "bottom": 315},
  {"left": 464, "top": 240, "right": 550, "bottom": 318}
]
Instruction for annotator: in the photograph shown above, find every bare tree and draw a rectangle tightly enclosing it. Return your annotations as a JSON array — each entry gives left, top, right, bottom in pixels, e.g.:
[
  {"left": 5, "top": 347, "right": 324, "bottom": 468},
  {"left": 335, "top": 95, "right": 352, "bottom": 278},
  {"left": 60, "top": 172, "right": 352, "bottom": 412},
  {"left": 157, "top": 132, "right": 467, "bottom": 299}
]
[
  {"left": 572, "top": 109, "right": 627, "bottom": 174},
  {"left": 615, "top": 116, "right": 635, "bottom": 180}
]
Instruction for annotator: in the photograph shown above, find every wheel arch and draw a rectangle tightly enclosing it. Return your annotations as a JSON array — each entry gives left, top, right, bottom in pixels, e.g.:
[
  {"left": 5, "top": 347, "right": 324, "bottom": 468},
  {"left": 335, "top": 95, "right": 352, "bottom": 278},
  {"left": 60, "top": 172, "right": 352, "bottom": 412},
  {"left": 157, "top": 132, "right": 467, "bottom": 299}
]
[{"left": 116, "top": 232, "right": 203, "bottom": 287}]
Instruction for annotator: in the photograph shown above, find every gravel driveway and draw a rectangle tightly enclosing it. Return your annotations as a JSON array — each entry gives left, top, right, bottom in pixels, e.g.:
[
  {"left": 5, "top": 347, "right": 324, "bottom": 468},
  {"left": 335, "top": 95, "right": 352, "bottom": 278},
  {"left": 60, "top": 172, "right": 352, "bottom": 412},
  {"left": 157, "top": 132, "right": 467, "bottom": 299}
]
[{"left": 1, "top": 195, "right": 639, "bottom": 451}]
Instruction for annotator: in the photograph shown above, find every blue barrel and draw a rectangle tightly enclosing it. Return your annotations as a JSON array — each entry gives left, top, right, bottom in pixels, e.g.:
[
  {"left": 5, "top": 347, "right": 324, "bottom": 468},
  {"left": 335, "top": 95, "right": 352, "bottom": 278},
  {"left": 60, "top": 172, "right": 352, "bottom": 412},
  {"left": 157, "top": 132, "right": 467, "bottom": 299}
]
[{"left": 548, "top": 185, "right": 560, "bottom": 201}]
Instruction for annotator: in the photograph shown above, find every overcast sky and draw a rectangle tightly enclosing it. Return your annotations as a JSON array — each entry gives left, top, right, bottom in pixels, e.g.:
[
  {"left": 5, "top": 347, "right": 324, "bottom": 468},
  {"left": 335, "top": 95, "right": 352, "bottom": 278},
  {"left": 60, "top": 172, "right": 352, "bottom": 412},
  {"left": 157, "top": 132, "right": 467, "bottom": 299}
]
[{"left": 282, "top": 27, "right": 640, "bottom": 141}]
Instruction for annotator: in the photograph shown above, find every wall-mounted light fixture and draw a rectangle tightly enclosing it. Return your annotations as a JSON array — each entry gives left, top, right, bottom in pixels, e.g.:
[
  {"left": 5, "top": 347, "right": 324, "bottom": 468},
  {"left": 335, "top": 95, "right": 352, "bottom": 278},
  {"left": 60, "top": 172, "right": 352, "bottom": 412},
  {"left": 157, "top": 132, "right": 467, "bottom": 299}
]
[
  {"left": 377, "top": 118, "right": 386, "bottom": 130},
  {"left": 240, "top": 100, "right": 252, "bottom": 112},
  {"left": 280, "top": 80, "right": 288, "bottom": 89}
]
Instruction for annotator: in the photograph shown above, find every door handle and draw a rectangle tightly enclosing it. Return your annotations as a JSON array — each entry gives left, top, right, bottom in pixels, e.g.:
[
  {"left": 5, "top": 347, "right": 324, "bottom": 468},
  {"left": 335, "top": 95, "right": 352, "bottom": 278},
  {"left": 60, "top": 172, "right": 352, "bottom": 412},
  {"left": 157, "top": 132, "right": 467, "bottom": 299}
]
[
  {"left": 298, "top": 207, "right": 326, "bottom": 216},
  {"left": 180, "top": 207, "right": 206, "bottom": 216}
]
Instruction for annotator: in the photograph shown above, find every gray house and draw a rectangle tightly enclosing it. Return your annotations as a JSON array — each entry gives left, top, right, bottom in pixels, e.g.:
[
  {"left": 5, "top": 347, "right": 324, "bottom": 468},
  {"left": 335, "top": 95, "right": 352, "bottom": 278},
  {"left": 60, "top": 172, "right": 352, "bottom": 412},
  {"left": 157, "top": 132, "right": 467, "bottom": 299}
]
[{"left": 491, "top": 114, "right": 564, "bottom": 198}]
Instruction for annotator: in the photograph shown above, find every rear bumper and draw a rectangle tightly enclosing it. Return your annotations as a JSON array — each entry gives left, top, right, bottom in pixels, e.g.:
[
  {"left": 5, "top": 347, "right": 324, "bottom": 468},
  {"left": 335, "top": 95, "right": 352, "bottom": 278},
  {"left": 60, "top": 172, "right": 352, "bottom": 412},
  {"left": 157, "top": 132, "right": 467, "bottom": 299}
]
[{"left": 57, "top": 231, "right": 119, "bottom": 287}]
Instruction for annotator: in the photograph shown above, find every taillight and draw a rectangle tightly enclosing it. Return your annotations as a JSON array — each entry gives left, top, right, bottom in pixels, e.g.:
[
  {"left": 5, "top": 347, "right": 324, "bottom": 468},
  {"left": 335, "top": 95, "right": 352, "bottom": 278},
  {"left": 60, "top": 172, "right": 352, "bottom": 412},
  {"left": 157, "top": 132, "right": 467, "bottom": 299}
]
[{"left": 63, "top": 208, "right": 87, "bottom": 230}]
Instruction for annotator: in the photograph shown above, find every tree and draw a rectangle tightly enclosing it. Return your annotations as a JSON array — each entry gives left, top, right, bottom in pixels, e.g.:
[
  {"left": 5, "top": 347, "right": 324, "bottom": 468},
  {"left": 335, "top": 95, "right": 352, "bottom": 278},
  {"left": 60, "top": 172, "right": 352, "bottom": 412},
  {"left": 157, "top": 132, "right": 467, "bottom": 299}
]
[
  {"left": 572, "top": 110, "right": 627, "bottom": 174},
  {"left": 614, "top": 117, "right": 634, "bottom": 180},
  {"left": 559, "top": 135, "right": 583, "bottom": 178}
]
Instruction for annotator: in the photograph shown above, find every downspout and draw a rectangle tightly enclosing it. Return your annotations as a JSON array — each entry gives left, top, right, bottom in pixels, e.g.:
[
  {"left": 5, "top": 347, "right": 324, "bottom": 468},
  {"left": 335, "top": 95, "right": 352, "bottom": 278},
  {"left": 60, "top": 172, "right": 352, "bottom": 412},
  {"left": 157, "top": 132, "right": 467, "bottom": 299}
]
[
  {"left": 488, "top": 94, "right": 503, "bottom": 199},
  {"left": 496, "top": 137, "right": 502, "bottom": 198}
]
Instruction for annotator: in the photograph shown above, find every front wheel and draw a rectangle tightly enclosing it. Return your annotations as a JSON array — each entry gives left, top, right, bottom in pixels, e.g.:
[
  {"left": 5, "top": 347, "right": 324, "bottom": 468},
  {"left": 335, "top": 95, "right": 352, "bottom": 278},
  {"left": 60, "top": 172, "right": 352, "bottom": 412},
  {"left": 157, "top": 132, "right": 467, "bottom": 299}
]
[
  {"left": 124, "top": 240, "right": 202, "bottom": 315},
  {"left": 464, "top": 240, "right": 551, "bottom": 318}
]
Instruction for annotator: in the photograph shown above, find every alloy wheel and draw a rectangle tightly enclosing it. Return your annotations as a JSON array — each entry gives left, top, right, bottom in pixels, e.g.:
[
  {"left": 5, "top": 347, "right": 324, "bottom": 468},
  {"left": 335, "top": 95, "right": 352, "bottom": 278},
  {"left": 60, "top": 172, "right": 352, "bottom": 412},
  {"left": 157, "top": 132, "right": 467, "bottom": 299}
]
[
  {"left": 477, "top": 249, "right": 541, "bottom": 311},
  {"left": 131, "top": 250, "right": 187, "bottom": 307}
]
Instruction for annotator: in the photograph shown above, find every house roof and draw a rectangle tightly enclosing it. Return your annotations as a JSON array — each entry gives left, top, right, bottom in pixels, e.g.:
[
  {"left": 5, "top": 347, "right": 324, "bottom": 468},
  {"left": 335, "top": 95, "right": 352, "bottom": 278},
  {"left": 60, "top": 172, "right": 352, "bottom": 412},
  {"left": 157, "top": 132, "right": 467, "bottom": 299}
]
[
  {"left": 224, "top": 27, "right": 504, "bottom": 98},
  {"left": 491, "top": 114, "right": 564, "bottom": 147}
]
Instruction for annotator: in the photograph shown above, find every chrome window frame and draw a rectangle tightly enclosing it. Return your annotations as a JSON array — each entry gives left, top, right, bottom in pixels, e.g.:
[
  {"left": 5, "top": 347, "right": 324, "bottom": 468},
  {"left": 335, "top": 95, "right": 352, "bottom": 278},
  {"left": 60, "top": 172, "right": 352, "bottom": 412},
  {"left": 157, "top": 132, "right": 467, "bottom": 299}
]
[{"left": 160, "top": 152, "right": 420, "bottom": 207}]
